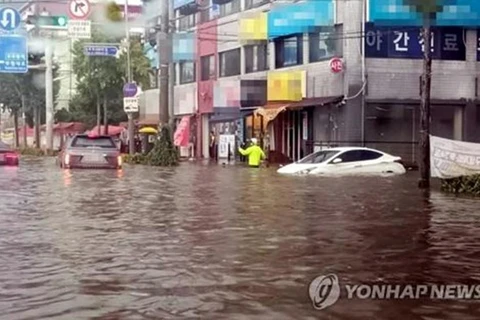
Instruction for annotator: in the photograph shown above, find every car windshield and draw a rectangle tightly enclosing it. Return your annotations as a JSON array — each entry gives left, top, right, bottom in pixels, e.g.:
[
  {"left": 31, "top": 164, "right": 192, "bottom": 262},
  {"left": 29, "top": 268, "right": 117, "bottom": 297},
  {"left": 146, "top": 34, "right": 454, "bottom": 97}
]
[
  {"left": 71, "top": 136, "right": 116, "bottom": 148},
  {"left": 297, "top": 150, "right": 339, "bottom": 164}
]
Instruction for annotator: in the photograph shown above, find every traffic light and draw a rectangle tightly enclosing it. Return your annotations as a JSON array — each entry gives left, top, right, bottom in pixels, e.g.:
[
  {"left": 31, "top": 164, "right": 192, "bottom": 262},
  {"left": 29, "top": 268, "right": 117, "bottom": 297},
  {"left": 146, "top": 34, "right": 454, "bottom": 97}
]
[{"left": 25, "top": 15, "right": 69, "bottom": 27}]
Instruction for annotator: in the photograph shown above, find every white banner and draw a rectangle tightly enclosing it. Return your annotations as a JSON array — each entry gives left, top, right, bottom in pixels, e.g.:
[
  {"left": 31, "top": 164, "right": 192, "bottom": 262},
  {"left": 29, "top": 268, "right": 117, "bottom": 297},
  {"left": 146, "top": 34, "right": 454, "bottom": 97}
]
[{"left": 430, "top": 135, "right": 480, "bottom": 179}]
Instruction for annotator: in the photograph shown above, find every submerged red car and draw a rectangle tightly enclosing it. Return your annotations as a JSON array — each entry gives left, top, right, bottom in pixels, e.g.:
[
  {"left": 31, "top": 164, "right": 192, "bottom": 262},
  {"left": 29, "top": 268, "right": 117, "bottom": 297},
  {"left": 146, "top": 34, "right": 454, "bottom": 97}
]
[
  {"left": 0, "top": 141, "right": 19, "bottom": 166},
  {"left": 57, "top": 134, "right": 122, "bottom": 169}
]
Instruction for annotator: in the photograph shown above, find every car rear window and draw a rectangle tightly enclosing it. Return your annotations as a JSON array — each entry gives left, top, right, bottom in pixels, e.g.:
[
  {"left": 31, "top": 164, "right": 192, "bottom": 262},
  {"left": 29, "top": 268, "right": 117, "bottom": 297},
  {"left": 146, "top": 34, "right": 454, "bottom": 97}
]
[{"left": 71, "top": 136, "right": 116, "bottom": 148}]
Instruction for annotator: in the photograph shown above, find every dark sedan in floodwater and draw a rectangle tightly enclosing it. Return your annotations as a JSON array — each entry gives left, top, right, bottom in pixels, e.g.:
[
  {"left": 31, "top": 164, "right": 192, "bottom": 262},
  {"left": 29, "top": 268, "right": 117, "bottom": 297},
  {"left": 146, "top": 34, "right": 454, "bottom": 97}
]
[
  {"left": 0, "top": 141, "right": 19, "bottom": 166},
  {"left": 57, "top": 134, "right": 122, "bottom": 169}
]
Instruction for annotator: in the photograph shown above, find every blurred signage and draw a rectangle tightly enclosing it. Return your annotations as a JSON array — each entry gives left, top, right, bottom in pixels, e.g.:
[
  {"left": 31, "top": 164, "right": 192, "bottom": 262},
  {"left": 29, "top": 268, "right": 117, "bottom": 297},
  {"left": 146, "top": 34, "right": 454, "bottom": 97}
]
[
  {"left": 267, "top": 0, "right": 334, "bottom": 39},
  {"left": 364, "top": 23, "right": 466, "bottom": 60},
  {"left": 267, "top": 70, "right": 305, "bottom": 101},
  {"left": 369, "top": 0, "right": 480, "bottom": 27},
  {"left": 239, "top": 12, "right": 267, "bottom": 43}
]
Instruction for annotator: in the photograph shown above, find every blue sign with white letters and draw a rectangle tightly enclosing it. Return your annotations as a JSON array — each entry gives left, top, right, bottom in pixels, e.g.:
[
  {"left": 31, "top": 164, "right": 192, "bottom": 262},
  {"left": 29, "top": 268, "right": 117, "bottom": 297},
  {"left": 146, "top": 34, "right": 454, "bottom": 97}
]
[
  {"left": 0, "top": 35, "right": 28, "bottom": 73},
  {"left": 0, "top": 7, "right": 21, "bottom": 31},
  {"left": 364, "top": 23, "right": 466, "bottom": 61},
  {"left": 84, "top": 45, "right": 118, "bottom": 57}
]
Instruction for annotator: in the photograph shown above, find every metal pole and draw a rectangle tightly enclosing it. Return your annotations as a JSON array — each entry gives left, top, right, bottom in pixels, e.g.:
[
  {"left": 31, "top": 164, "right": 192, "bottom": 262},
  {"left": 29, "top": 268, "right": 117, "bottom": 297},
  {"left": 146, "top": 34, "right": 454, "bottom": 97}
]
[
  {"left": 22, "top": 95, "right": 27, "bottom": 147},
  {"left": 125, "top": 0, "right": 135, "bottom": 155},
  {"left": 158, "top": 0, "right": 169, "bottom": 125},
  {"left": 419, "top": 24, "right": 432, "bottom": 189},
  {"left": 45, "top": 40, "right": 54, "bottom": 151},
  {"left": 168, "top": 0, "right": 174, "bottom": 128}
]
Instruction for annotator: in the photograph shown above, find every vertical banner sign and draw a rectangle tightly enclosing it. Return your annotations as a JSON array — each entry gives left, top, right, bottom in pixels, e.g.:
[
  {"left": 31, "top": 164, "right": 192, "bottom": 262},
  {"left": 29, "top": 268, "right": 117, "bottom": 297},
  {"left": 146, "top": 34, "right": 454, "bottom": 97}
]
[{"left": 364, "top": 23, "right": 466, "bottom": 61}]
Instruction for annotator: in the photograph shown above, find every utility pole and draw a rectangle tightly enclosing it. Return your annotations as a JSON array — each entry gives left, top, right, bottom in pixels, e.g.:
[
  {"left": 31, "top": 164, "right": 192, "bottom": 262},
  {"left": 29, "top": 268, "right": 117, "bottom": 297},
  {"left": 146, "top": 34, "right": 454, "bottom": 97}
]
[
  {"left": 125, "top": 0, "right": 135, "bottom": 155},
  {"left": 168, "top": 0, "right": 174, "bottom": 129},
  {"left": 45, "top": 40, "right": 54, "bottom": 151},
  {"left": 419, "top": 24, "right": 432, "bottom": 189},
  {"left": 158, "top": 0, "right": 169, "bottom": 125}
]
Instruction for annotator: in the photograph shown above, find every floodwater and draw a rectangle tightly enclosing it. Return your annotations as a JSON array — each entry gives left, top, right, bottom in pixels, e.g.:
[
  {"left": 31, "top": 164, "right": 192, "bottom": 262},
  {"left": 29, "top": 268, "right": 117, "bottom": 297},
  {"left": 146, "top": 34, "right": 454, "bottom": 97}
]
[{"left": 1, "top": 157, "right": 480, "bottom": 320}]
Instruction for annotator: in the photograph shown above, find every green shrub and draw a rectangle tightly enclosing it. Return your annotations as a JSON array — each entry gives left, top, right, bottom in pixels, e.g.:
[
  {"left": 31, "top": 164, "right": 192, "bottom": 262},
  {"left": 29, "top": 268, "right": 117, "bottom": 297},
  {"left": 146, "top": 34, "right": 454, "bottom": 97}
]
[
  {"left": 17, "top": 147, "right": 59, "bottom": 157},
  {"left": 145, "top": 125, "right": 179, "bottom": 166},
  {"left": 441, "top": 175, "right": 480, "bottom": 196},
  {"left": 122, "top": 153, "right": 148, "bottom": 164}
]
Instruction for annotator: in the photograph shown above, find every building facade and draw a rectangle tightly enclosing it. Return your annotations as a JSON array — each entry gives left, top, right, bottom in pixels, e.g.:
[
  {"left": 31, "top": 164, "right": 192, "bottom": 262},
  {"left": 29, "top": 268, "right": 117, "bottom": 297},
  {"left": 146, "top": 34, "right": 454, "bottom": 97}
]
[{"left": 171, "top": 0, "right": 480, "bottom": 163}]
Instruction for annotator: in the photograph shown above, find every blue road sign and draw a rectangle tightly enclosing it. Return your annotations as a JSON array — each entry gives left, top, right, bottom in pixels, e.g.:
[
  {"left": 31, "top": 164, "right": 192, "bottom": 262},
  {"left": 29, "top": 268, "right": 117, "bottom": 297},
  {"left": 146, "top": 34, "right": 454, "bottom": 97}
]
[
  {"left": 0, "top": 7, "right": 21, "bottom": 31},
  {"left": 0, "top": 35, "right": 28, "bottom": 74},
  {"left": 123, "top": 83, "right": 138, "bottom": 97},
  {"left": 83, "top": 45, "right": 118, "bottom": 57}
]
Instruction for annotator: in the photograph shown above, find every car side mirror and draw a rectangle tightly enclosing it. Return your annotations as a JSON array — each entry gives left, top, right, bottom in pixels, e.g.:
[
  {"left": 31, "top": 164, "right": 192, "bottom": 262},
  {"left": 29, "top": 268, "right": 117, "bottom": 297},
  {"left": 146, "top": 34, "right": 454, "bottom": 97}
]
[{"left": 332, "top": 158, "right": 342, "bottom": 164}]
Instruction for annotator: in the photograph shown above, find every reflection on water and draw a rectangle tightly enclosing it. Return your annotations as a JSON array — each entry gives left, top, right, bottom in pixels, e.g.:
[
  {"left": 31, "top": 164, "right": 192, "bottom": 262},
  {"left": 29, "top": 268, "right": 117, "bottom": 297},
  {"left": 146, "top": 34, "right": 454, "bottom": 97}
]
[{"left": 1, "top": 157, "right": 480, "bottom": 319}]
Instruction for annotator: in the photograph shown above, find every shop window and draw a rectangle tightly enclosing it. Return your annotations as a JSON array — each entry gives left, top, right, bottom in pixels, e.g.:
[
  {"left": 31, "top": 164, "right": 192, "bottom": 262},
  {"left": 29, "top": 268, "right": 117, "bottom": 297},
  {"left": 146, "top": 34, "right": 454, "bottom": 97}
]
[
  {"left": 309, "top": 24, "right": 343, "bottom": 63},
  {"left": 219, "top": 0, "right": 240, "bottom": 17},
  {"left": 244, "top": 43, "right": 268, "bottom": 73},
  {"left": 180, "top": 62, "right": 196, "bottom": 84},
  {"left": 219, "top": 48, "right": 241, "bottom": 77},
  {"left": 200, "top": 55, "right": 215, "bottom": 80},
  {"left": 274, "top": 34, "right": 303, "bottom": 69}
]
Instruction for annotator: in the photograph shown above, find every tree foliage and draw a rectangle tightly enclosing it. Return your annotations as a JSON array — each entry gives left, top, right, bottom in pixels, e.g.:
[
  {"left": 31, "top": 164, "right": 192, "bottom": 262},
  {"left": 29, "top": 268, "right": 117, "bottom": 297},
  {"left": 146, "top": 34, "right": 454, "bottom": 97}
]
[
  {"left": 64, "top": 26, "right": 151, "bottom": 128},
  {"left": 106, "top": 2, "right": 123, "bottom": 22},
  {"left": 0, "top": 70, "right": 60, "bottom": 127},
  {"left": 146, "top": 125, "right": 179, "bottom": 166}
]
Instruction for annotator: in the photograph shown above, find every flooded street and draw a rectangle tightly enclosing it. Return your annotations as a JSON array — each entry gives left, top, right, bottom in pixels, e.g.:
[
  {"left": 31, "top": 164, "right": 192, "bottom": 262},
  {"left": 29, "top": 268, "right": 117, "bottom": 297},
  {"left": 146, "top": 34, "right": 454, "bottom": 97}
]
[{"left": 1, "top": 157, "right": 480, "bottom": 319}]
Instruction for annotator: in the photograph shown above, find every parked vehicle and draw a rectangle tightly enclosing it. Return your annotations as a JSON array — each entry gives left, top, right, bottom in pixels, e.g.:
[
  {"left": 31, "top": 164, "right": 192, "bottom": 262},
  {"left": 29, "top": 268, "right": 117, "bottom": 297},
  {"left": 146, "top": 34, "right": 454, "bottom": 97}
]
[
  {"left": 0, "top": 141, "right": 19, "bottom": 166},
  {"left": 57, "top": 134, "right": 122, "bottom": 169},
  {"left": 277, "top": 147, "right": 406, "bottom": 175}
]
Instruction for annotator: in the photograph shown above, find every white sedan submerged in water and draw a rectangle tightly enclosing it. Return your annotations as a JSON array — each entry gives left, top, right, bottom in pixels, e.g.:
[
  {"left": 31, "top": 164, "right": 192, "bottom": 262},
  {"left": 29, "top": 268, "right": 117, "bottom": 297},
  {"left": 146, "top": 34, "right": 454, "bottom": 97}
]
[{"left": 277, "top": 147, "right": 406, "bottom": 175}]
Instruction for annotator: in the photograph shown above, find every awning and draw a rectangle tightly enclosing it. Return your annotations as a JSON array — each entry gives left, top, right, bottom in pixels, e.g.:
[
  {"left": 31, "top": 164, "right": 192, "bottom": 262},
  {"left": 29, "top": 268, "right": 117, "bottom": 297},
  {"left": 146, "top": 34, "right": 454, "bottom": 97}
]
[
  {"left": 173, "top": 116, "right": 190, "bottom": 147},
  {"left": 253, "top": 96, "right": 344, "bottom": 124}
]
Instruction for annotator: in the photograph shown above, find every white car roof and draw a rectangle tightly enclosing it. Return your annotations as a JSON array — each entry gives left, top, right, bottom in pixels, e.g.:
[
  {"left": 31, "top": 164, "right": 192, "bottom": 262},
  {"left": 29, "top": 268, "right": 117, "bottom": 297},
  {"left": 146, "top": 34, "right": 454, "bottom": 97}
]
[{"left": 318, "top": 146, "right": 387, "bottom": 153}]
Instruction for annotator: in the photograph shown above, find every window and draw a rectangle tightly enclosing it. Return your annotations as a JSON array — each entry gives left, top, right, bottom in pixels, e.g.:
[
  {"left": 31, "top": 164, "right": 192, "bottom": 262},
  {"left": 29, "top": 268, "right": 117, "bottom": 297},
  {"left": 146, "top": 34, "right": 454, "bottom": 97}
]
[
  {"left": 219, "top": 0, "right": 240, "bottom": 17},
  {"left": 244, "top": 44, "right": 268, "bottom": 73},
  {"left": 245, "top": 0, "right": 269, "bottom": 9},
  {"left": 275, "top": 34, "right": 303, "bottom": 68},
  {"left": 298, "top": 150, "right": 339, "bottom": 164},
  {"left": 179, "top": 62, "right": 195, "bottom": 84},
  {"left": 219, "top": 48, "right": 241, "bottom": 77},
  {"left": 71, "top": 136, "right": 116, "bottom": 148},
  {"left": 200, "top": 55, "right": 215, "bottom": 80},
  {"left": 331, "top": 150, "right": 383, "bottom": 163},
  {"left": 309, "top": 25, "right": 343, "bottom": 62},
  {"left": 178, "top": 13, "right": 196, "bottom": 31}
]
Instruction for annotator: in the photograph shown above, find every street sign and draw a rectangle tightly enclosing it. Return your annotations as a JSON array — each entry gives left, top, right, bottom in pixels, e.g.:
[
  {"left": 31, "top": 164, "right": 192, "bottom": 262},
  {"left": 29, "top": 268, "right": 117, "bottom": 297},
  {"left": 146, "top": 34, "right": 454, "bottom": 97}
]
[
  {"left": 123, "top": 97, "right": 138, "bottom": 113},
  {"left": 83, "top": 45, "right": 118, "bottom": 57},
  {"left": 0, "top": 35, "right": 28, "bottom": 73},
  {"left": 68, "top": 20, "right": 91, "bottom": 39},
  {"left": 123, "top": 83, "right": 138, "bottom": 97},
  {"left": 329, "top": 57, "right": 343, "bottom": 73},
  {"left": 68, "top": 0, "right": 91, "bottom": 20},
  {"left": 0, "top": 7, "right": 21, "bottom": 31}
]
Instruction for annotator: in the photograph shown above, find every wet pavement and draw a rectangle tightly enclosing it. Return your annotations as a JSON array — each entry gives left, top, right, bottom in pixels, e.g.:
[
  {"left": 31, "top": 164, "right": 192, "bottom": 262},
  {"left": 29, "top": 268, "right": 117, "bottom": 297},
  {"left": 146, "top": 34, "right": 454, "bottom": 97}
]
[{"left": 1, "top": 157, "right": 480, "bottom": 319}]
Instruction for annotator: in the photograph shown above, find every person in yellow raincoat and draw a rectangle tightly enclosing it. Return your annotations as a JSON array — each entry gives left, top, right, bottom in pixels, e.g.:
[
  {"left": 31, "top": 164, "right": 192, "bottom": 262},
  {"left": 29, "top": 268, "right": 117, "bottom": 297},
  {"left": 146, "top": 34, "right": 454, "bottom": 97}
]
[{"left": 238, "top": 138, "right": 266, "bottom": 168}]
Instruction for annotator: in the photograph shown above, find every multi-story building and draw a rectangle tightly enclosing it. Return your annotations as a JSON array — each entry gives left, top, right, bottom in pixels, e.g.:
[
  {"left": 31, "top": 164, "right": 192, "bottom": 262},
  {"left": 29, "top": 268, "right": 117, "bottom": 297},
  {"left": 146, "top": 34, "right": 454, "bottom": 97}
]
[{"left": 169, "top": 0, "right": 480, "bottom": 163}]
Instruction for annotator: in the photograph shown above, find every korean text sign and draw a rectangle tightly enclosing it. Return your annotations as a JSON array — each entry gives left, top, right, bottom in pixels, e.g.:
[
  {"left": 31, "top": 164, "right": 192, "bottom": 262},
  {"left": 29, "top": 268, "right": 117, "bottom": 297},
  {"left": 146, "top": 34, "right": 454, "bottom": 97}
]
[{"left": 365, "top": 23, "right": 466, "bottom": 60}]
